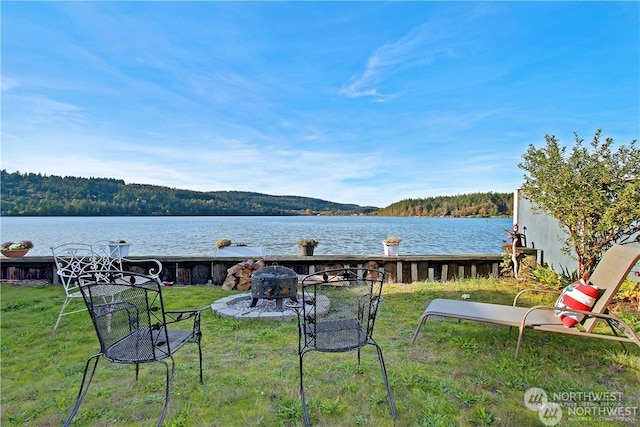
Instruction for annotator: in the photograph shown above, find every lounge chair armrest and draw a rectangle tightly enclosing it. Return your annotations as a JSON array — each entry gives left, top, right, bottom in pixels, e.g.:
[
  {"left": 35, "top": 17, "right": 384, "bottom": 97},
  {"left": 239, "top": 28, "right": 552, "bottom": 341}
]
[
  {"left": 513, "top": 288, "right": 560, "bottom": 306},
  {"left": 520, "top": 305, "right": 640, "bottom": 340}
]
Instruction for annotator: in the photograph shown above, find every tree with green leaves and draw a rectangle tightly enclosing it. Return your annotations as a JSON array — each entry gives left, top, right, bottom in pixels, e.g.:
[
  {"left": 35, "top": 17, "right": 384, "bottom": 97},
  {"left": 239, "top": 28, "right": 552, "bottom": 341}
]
[{"left": 519, "top": 129, "right": 640, "bottom": 277}]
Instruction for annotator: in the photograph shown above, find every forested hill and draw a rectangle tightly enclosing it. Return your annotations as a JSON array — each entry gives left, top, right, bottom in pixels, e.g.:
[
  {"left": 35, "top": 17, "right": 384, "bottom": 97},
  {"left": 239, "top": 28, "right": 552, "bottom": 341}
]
[
  {"left": 379, "top": 192, "right": 513, "bottom": 217},
  {"left": 0, "top": 170, "right": 377, "bottom": 216},
  {"left": 0, "top": 170, "right": 513, "bottom": 217}
]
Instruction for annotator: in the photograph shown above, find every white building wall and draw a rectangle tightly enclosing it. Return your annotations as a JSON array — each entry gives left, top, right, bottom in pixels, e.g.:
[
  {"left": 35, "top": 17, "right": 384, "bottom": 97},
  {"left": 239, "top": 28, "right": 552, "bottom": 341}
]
[
  {"left": 515, "top": 188, "right": 640, "bottom": 279},
  {"left": 515, "top": 188, "right": 579, "bottom": 274}
]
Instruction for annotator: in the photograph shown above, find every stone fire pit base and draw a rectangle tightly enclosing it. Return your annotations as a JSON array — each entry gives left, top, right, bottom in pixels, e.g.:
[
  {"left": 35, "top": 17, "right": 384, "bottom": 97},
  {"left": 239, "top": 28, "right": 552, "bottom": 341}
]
[
  {"left": 211, "top": 292, "right": 330, "bottom": 322},
  {"left": 211, "top": 293, "right": 300, "bottom": 321}
]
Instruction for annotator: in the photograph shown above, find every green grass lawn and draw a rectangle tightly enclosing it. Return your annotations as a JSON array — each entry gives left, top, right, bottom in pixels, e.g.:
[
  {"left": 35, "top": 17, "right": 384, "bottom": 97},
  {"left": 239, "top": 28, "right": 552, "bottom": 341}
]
[{"left": 1, "top": 278, "right": 639, "bottom": 426}]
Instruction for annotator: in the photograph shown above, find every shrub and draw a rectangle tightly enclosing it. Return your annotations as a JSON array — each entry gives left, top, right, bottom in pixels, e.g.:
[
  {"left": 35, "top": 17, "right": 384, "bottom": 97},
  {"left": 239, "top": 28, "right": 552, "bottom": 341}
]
[{"left": 215, "top": 238, "right": 232, "bottom": 249}]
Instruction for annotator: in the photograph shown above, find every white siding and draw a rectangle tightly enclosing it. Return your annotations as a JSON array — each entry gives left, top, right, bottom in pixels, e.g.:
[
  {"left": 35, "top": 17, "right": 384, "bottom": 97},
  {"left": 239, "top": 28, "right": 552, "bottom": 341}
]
[{"left": 515, "top": 188, "right": 639, "bottom": 278}]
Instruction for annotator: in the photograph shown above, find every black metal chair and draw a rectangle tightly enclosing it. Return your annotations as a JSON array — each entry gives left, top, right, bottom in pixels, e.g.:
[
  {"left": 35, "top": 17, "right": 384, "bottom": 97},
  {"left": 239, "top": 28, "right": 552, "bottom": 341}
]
[
  {"left": 289, "top": 268, "right": 397, "bottom": 426},
  {"left": 63, "top": 271, "right": 205, "bottom": 427}
]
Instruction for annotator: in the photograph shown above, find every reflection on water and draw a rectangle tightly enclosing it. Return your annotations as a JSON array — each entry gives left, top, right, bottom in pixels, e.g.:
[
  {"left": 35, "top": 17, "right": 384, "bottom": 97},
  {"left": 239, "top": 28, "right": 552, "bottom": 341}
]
[{"left": 0, "top": 216, "right": 513, "bottom": 257}]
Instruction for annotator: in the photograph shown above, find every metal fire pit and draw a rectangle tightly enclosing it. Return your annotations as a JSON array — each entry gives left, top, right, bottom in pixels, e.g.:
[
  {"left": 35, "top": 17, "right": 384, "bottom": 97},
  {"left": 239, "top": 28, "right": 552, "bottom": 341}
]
[{"left": 250, "top": 265, "right": 298, "bottom": 311}]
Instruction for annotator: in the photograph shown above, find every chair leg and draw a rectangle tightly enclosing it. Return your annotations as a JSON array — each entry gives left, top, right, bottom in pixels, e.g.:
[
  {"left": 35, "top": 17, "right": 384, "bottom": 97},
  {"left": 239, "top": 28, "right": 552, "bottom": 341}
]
[
  {"left": 299, "top": 352, "right": 311, "bottom": 427},
  {"left": 54, "top": 298, "right": 72, "bottom": 331},
  {"left": 515, "top": 326, "right": 526, "bottom": 359},
  {"left": 63, "top": 354, "right": 101, "bottom": 427},
  {"left": 410, "top": 313, "right": 429, "bottom": 343},
  {"left": 197, "top": 338, "right": 204, "bottom": 384},
  {"left": 158, "top": 357, "right": 175, "bottom": 427},
  {"left": 605, "top": 318, "right": 630, "bottom": 353},
  {"left": 373, "top": 343, "right": 397, "bottom": 419}
]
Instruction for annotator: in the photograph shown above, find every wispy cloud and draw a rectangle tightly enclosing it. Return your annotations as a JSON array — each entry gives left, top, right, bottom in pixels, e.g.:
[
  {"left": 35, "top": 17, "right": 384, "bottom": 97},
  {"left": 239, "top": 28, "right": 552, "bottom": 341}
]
[{"left": 339, "top": 14, "right": 462, "bottom": 100}]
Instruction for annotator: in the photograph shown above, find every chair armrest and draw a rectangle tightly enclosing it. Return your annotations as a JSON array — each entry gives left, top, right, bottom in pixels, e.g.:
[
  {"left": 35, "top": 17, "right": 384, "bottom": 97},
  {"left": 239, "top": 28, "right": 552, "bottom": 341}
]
[
  {"left": 520, "top": 305, "right": 640, "bottom": 340},
  {"left": 122, "top": 257, "right": 163, "bottom": 278},
  {"left": 165, "top": 307, "right": 208, "bottom": 324},
  {"left": 513, "top": 288, "right": 560, "bottom": 306}
]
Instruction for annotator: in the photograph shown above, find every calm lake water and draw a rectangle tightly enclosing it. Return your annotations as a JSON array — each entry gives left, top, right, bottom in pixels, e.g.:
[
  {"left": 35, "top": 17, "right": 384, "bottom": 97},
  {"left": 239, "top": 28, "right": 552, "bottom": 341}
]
[{"left": 0, "top": 216, "right": 513, "bottom": 257}]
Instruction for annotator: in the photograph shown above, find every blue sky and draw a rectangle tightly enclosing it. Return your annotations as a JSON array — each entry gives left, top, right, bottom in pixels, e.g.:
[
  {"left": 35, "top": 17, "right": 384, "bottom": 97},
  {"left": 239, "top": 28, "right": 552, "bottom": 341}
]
[{"left": 2, "top": 1, "right": 638, "bottom": 207}]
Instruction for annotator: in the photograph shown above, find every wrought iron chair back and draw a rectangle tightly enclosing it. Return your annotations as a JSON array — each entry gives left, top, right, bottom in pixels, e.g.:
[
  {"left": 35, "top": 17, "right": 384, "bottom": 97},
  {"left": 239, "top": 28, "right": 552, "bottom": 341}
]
[
  {"left": 51, "top": 242, "right": 164, "bottom": 330},
  {"left": 51, "top": 243, "right": 100, "bottom": 330},
  {"left": 88, "top": 241, "right": 125, "bottom": 273},
  {"left": 63, "top": 270, "right": 205, "bottom": 427},
  {"left": 291, "top": 268, "right": 396, "bottom": 426},
  {"left": 83, "top": 273, "right": 168, "bottom": 362},
  {"left": 92, "top": 240, "right": 163, "bottom": 279}
]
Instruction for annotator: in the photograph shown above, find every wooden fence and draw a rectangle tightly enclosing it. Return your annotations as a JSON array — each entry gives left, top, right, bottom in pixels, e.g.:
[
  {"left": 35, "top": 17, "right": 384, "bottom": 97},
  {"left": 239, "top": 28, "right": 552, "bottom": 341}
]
[{"left": 0, "top": 251, "right": 537, "bottom": 285}]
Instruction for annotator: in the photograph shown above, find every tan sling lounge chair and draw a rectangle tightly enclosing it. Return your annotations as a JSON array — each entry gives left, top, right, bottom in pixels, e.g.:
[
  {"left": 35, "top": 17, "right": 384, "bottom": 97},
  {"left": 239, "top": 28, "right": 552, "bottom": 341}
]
[{"left": 411, "top": 244, "right": 640, "bottom": 358}]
